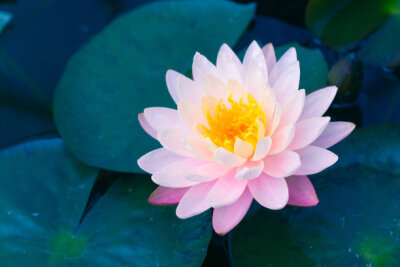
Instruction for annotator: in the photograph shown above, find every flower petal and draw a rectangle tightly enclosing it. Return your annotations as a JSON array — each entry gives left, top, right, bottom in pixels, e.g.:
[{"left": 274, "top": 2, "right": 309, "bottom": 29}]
[
  {"left": 235, "top": 160, "right": 264, "bottom": 180},
  {"left": 212, "top": 188, "right": 253, "bottom": 235},
  {"left": 312, "top": 121, "right": 356, "bottom": 148},
  {"left": 182, "top": 137, "right": 213, "bottom": 160},
  {"left": 288, "top": 117, "right": 330, "bottom": 151},
  {"left": 246, "top": 60, "right": 268, "bottom": 100},
  {"left": 269, "top": 124, "right": 295, "bottom": 155},
  {"left": 272, "top": 61, "right": 300, "bottom": 103},
  {"left": 251, "top": 136, "right": 272, "bottom": 161},
  {"left": 294, "top": 145, "right": 338, "bottom": 175},
  {"left": 138, "top": 148, "right": 185, "bottom": 174},
  {"left": 262, "top": 43, "right": 276, "bottom": 72},
  {"left": 217, "top": 44, "right": 244, "bottom": 84},
  {"left": 263, "top": 150, "right": 301, "bottom": 178},
  {"left": 243, "top": 40, "right": 268, "bottom": 76},
  {"left": 176, "top": 75, "right": 202, "bottom": 105},
  {"left": 286, "top": 175, "right": 319, "bottom": 207},
  {"left": 234, "top": 138, "right": 254, "bottom": 159},
  {"left": 192, "top": 52, "right": 217, "bottom": 83},
  {"left": 176, "top": 181, "right": 216, "bottom": 219},
  {"left": 138, "top": 113, "right": 157, "bottom": 139},
  {"left": 300, "top": 86, "right": 337, "bottom": 120},
  {"left": 178, "top": 101, "right": 207, "bottom": 131},
  {"left": 144, "top": 107, "right": 182, "bottom": 132},
  {"left": 148, "top": 186, "right": 189, "bottom": 206},
  {"left": 152, "top": 158, "right": 201, "bottom": 188},
  {"left": 208, "top": 171, "right": 247, "bottom": 208},
  {"left": 278, "top": 89, "right": 305, "bottom": 130},
  {"left": 166, "top": 69, "right": 181, "bottom": 104},
  {"left": 202, "top": 74, "right": 228, "bottom": 100},
  {"left": 248, "top": 173, "right": 289, "bottom": 210},
  {"left": 214, "top": 147, "right": 247, "bottom": 167},
  {"left": 158, "top": 129, "right": 192, "bottom": 157},
  {"left": 269, "top": 47, "right": 297, "bottom": 85},
  {"left": 183, "top": 162, "right": 231, "bottom": 182}
]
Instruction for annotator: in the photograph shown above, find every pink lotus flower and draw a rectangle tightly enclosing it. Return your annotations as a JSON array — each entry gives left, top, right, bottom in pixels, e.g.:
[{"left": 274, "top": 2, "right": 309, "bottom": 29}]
[{"left": 138, "top": 41, "right": 355, "bottom": 235}]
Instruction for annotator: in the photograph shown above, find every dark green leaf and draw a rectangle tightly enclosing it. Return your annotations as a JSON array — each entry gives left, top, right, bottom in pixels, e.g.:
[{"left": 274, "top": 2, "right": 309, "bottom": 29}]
[
  {"left": 358, "top": 14, "right": 400, "bottom": 67},
  {"left": 232, "top": 125, "right": 400, "bottom": 266},
  {"left": 0, "top": 139, "right": 212, "bottom": 266},
  {"left": 305, "top": 0, "right": 397, "bottom": 47},
  {"left": 53, "top": 0, "right": 255, "bottom": 172}
]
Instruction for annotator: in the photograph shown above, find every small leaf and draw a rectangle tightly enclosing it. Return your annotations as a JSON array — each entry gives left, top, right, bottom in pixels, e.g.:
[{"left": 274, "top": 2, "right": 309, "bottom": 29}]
[{"left": 328, "top": 54, "right": 362, "bottom": 103}]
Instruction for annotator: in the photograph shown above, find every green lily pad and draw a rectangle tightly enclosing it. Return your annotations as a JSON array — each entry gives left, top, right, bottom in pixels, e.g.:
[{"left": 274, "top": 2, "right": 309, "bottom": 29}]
[
  {"left": 305, "top": 0, "right": 397, "bottom": 47},
  {"left": 0, "top": 138, "right": 212, "bottom": 265},
  {"left": 276, "top": 42, "right": 328, "bottom": 94},
  {"left": 53, "top": 0, "right": 255, "bottom": 173},
  {"left": 358, "top": 14, "right": 400, "bottom": 67},
  {"left": 232, "top": 125, "right": 400, "bottom": 266}
]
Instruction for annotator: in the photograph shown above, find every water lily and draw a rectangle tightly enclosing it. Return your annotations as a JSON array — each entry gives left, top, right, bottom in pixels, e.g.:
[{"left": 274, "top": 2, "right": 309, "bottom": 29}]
[{"left": 138, "top": 41, "right": 355, "bottom": 235}]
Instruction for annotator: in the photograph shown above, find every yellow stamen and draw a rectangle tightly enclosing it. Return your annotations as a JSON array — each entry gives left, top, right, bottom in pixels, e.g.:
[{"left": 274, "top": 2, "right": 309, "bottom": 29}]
[{"left": 199, "top": 93, "right": 266, "bottom": 153}]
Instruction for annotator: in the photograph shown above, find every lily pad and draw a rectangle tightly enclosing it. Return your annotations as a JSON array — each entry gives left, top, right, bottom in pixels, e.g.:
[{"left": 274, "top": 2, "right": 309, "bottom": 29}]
[
  {"left": 305, "top": 0, "right": 397, "bottom": 47},
  {"left": 0, "top": 138, "right": 212, "bottom": 265},
  {"left": 53, "top": 0, "right": 255, "bottom": 173},
  {"left": 276, "top": 42, "right": 328, "bottom": 94},
  {"left": 232, "top": 125, "right": 400, "bottom": 266},
  {"left": 358, "top": 14, "right": 400, "bottom": 67}
]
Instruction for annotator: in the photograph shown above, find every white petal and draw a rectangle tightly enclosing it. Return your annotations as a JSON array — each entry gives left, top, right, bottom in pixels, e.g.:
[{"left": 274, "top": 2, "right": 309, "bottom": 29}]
[
  {"left": 192, "top": 52, "right": 217, "bottom": 83},
  {"left": 251, "top": 136, "right": 272, "bottom": 161},
  {"left": 312, "top": 121, "right": 356, "bottom": 148},
  {"left": 214, "top": 147, "right": 247, "bottom": 167},
  {"left": 300, "top": 86, "right": 338, "bottom": 120},
  {"left": 235, "top": 160, "right": 264, "bottom": 180},
  {"left": 288, "top": 117, "right": 330, "bottom": 151}
]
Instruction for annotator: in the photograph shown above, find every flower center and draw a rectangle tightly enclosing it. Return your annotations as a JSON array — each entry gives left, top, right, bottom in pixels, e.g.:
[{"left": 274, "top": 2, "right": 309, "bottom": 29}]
[{"left": 199, "top": 93, "right": 266, "bottom": 153}]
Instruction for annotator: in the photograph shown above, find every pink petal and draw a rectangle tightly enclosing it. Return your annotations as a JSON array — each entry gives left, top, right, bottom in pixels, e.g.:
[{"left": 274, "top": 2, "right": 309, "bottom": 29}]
[
  {"left": 176, "top": 75, "right": 202, "bottom": 105},
  {"left": 217, "top": 44, "right": 244, "bottom": 84},
  {"left": 288, "top": 117, "right": 330, "bottom": 151},
  {"left": 312, "top": 121, "right": 356, "bottom": 148},
  {"left": 178, "top": 101, "right": 207, "bottom": 131},
  {"left": 138, "top": 113, "right": 157, "bottom": 139},
  {"left": 263, "top": 150, "right": 301, "bottom": 178},
  {"left": 262, "top": 43, "right": 276, "bottom": 72},
  {"left": 246, "top": 60, "right": 268, "bottom": 100},
  {"left": 158, "top": 129, "right": 192, "bottom": 157},
  {"left": 138, "top": 148, "right": 184, "bottom": 174},
  {"left": 213, "top": 148, "right": 247, "bottom": 167},
  {"left": 294, "top": 145, "right": 338, "bottom": 175},
  {"left": 235, "top": 160, "right": 264, "bottom": 180},
  {"left": 144, "top": 107, "right": 182, "bottom": 132},
  {"left": 152, "top": 159, "right": 201, "bottom": 188},
  {"left": 269, "top": 124, "right": 295, "bottom": 155},
  {"left": 183, "top": 162, "right": 231, "bottom": 182},
  {"left": 269, "top": 47, "right": 297, "bottom": 85},
  {"left": 272, "top": 61, "right": 300, "bottom": 103},
  {"left": 251, "top": 136, "right": 272, "bottom": 161},
  {"left": 243, "top": 40, "right": 268, "bottom": 76},
  {"left": 212, "top": 188, "right": 253, "bottom": 235},
  {"left": 299, "top": 86, "right": 337, "bottom": 120},
  {"left": 192, "top": 52, "right": 217, "bottom": 83},
  {"left": 248, "top": 173, "right": 289, "bottom": 210},
  {"left": 176, "top": 181, "right": 216, "bottom": 219},
  {"left": 278, "top": 89, "right": 305, "bottom": 130},
  {"left": 286, "top": 175, "right": 319, "bottom": 207},
  {"left": 182, "top": 137, "right": 213, "bottom": 160},
  {"left": 207, "top": 171, "right": 247, "bottom": 208},
  {"left": 202, "top": 74, "right": 228, "bottom": 100},
  {"left": 148, "top": 186, "right": 190, "bottom": 206},
  {"left": 166, "top": 70, "right": 181, "bottom": 104}
]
